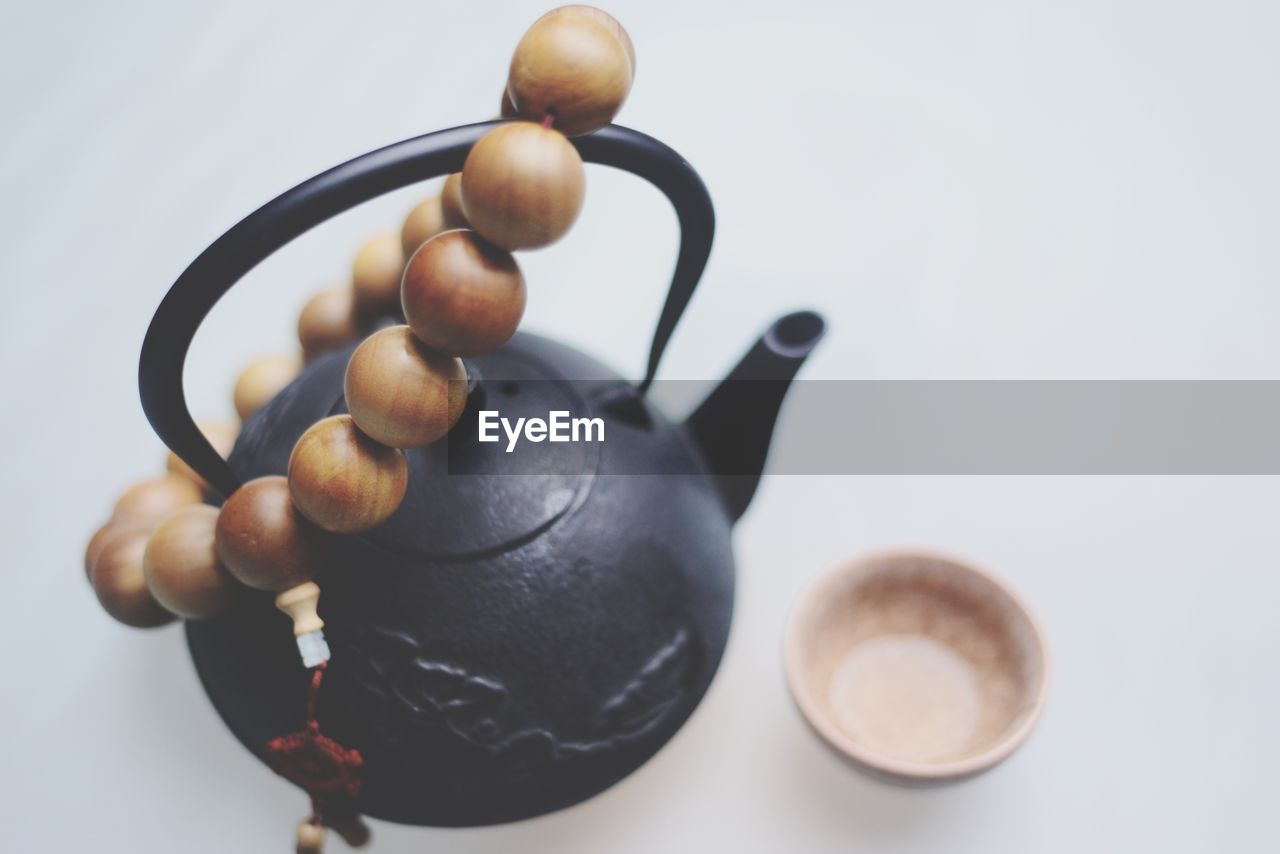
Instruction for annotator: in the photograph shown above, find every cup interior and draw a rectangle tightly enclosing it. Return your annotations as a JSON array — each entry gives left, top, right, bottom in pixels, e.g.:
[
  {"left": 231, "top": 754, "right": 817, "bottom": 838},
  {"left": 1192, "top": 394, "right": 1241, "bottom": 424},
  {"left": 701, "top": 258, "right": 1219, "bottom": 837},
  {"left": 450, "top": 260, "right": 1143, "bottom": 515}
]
[{"left": 785, "top": 551, "right": 1047, "bottom": 782}]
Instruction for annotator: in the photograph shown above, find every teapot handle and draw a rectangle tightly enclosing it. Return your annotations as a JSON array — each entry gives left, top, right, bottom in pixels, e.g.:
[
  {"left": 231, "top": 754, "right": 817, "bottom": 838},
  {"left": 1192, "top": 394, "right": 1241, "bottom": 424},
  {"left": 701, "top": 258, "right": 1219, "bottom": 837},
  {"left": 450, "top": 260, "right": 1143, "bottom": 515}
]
[{"left": 138, "top": 121, "right": 715, "bottom": 497}]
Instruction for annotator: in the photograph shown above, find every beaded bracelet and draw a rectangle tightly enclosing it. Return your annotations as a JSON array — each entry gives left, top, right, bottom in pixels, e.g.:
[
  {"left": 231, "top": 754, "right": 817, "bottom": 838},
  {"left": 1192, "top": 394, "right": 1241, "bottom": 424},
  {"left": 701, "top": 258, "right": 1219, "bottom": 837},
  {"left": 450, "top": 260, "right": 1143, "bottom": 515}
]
[{"left": 83, "top": 7, "right": 635, "bottom": 850}]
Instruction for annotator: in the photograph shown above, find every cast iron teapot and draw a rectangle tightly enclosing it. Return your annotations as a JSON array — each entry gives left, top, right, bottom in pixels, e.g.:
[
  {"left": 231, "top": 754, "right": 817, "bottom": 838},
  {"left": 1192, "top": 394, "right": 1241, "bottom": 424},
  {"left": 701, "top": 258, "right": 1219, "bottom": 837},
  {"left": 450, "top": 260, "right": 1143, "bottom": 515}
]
[{"left": 139, "top": 120, "right": 824, "bottom": 826}]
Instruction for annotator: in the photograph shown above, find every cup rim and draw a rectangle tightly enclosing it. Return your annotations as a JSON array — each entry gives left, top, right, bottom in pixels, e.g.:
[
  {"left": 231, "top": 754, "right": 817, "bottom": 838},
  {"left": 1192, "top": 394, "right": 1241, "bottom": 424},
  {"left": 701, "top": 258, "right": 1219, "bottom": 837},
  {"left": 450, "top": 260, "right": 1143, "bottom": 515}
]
[{"left": 782, "top": 547, "right": 1051, "bottom": 782}]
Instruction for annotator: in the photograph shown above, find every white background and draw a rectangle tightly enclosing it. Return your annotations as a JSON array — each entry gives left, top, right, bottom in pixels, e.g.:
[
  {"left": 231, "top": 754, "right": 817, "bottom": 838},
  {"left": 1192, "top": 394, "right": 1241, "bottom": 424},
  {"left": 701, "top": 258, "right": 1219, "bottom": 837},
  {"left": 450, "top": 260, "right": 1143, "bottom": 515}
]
[{"left": 2, "top": 0, "right": 1279, "bottom": 851}]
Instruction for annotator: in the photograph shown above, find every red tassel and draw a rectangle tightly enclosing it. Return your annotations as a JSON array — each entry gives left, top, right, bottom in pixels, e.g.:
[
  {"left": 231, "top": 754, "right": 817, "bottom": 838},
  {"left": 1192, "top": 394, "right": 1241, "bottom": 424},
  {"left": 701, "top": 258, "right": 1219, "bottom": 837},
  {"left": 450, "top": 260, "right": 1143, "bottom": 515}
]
[{"left": 265, "top": 663, "right": 364, "bottom": 814}]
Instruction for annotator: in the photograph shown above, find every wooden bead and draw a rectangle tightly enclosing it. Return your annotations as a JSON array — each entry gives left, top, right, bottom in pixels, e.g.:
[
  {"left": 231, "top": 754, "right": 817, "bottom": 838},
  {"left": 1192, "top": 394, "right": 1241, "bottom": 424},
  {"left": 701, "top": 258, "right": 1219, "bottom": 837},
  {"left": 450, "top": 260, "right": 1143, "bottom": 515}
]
[
  {"left": 215, "top": 475, "right": 327, "bottom": 592},
  {"left": 85, "top": 519, "right": 154, "bottom": 580},
  {"left": 143, "top": 505, "right": 238, "bottom": 619},
  {"left": 401, "top": 195, "right": 446, "bottom": 257},
  {"left": 298, "top": 287, "right": 363, "bottom": 362},
  {"left": 344, "top": 326, "right": 467, "bottom": 447},
  {"left": 91, "top": 528, "right": 176, "bottom": 628},
  {"left": 461, "top": 123, "right": 585, "bottom": 250},
  {"left": 288, "top": 415, "right": 408, "bottom": 533},
  {"left": 507, "top": 6, "right": 634, "bottom": 136},
  {"left": 440, "top": 173, "right": 469, "bottom": 230},
  {"left": 234, "top": 354, "right": 302, "bottom": 421},
  {"left": 113, "top": 475, "right": 202, "bottom": 525},
  {"left": 166, "top": 419, "right": 239, "bottom": 490},
  {"left": 401, "top": 230, "right": 526, "bottom": 356},
  {"left": 351, "top": 233, "right": 406, "bottom": 317},
  {"left": 296, "top": 820, "right": 326, "bottom": 854}
]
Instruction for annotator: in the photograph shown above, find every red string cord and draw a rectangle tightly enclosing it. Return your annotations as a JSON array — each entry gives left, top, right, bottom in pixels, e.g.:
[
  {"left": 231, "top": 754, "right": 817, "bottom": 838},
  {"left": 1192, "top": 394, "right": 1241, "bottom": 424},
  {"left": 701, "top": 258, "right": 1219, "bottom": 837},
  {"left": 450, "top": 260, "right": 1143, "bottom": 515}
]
[
  {"left": 265, "top": 662, "right": 363, "bottom": 824},
  {"left": 305, "top": 662, "right": 326, "bottom": 723}
]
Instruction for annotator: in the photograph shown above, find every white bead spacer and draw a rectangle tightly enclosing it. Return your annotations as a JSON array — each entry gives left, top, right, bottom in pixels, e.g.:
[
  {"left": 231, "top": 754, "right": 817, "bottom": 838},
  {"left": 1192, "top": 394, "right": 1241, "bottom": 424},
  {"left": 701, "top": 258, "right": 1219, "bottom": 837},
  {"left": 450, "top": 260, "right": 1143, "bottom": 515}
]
[{"left": 296, "top": 630, "right": 331, "bottom": 668}]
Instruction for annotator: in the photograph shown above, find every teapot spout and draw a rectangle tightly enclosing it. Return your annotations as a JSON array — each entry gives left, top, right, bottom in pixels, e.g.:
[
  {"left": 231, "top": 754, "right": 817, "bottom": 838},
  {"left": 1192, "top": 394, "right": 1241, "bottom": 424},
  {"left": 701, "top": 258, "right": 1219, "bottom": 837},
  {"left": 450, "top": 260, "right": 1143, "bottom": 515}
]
[{"left": 685, "top": 310, "right": 825, "bottom": 521}]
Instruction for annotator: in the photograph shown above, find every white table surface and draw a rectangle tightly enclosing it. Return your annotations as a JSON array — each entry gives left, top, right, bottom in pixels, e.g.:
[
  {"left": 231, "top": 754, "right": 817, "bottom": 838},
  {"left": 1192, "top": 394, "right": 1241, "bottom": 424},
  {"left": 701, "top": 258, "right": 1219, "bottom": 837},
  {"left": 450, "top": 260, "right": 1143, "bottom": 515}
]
[{"left": 3, "top": 1, "right": 1278, "bottom": 851}]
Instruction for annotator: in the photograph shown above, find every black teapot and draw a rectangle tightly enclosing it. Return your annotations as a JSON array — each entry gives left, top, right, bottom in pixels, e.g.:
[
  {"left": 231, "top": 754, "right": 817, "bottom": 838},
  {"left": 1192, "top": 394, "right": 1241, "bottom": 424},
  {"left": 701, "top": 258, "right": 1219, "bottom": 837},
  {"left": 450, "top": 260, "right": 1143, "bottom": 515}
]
[{"left": 139, "top": 121, "right": 824, "bottom": 826}]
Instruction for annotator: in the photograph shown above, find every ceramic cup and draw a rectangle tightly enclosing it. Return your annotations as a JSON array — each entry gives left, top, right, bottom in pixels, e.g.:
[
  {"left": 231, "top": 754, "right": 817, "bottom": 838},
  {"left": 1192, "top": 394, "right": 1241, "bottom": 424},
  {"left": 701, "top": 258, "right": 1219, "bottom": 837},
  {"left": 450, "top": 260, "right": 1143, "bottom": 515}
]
[{"left": 784, "top": 550, "right": 1049, "bottom": 784}]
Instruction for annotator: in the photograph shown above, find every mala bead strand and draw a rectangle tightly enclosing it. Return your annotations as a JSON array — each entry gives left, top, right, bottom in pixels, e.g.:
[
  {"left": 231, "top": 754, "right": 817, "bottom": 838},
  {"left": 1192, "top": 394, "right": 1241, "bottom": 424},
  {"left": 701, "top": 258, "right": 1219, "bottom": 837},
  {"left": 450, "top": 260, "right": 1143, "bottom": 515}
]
[
  {"left": 235, "top": 354, "right": 303, "bottom": 421},
  {"left": 287, "top": 415, "right": 408, "bottom": 534},
  {"left": 344, "top": 326, "right": 468, "bottom": 448},
  {"left": 83, "top": 7, "right": 653, "bottom": 847},
  {"left": 460, "top": 122, "right": 585, "bottom": 250},
  {"left": 351, "top": 232, "right": 407, "bottom": 318},
  {"left": 506, "top": 6, "right": 634, "bottom": 136},
  {"left": 401, "top": 229, "right": 527, "bottom": 356},
  {"left": 298, "top": 287, "right": 364, "bottom": 362},
  {"left": 91, "top": 528, "right": 176, "bottom": 628},
  {"left": 143, "top": 505, "right": 240, "bottom": 619}
]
